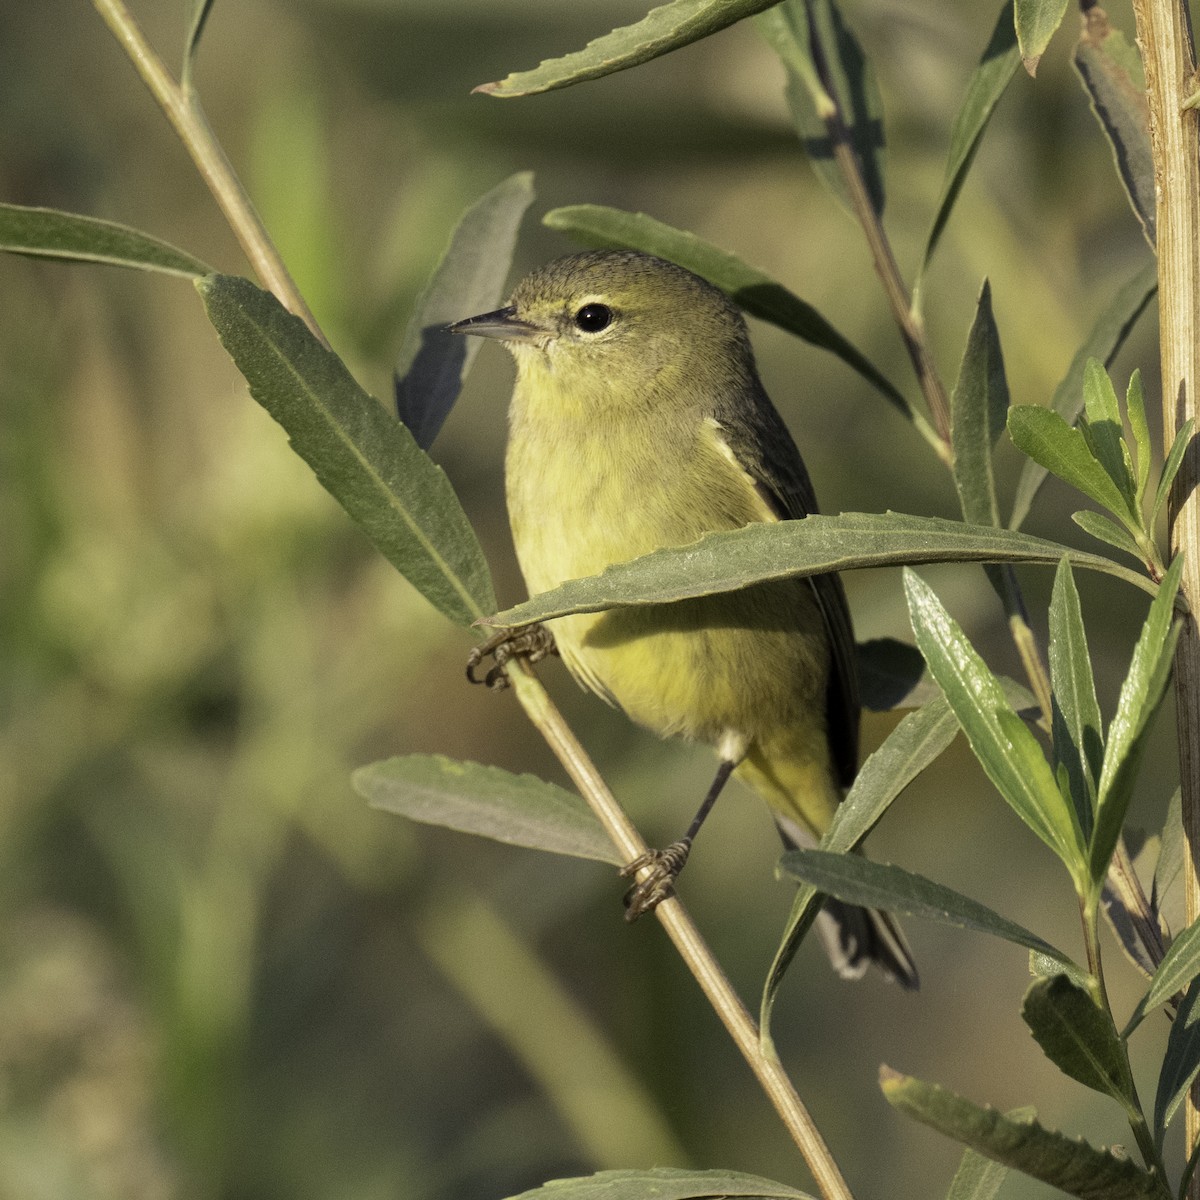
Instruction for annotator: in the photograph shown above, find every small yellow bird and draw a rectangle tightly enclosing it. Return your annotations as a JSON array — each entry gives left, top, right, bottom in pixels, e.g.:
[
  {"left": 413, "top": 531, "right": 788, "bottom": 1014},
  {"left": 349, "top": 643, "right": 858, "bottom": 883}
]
[{"left": 452, "top": 250, "right": 916, "bottom": 987}]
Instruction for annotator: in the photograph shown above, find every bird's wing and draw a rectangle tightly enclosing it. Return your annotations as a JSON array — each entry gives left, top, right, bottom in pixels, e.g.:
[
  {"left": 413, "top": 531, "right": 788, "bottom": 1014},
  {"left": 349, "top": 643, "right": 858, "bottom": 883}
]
[{"left": 710, "top": 387, "right": 860, "bottom": 787}]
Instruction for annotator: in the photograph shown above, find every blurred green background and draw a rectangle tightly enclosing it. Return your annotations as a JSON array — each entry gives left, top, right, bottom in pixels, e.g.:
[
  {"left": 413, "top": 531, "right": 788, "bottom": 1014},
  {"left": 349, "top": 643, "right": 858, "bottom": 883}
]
[{"left": 0, "top": 1, "right": 1181, "bottom": 1198}]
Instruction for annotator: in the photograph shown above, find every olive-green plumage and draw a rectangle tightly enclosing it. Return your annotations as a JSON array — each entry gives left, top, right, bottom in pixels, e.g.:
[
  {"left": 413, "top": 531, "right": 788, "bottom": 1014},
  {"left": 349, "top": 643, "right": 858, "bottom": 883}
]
[{"left": 453, "top": 250, "right": 916, "bottom": 987}]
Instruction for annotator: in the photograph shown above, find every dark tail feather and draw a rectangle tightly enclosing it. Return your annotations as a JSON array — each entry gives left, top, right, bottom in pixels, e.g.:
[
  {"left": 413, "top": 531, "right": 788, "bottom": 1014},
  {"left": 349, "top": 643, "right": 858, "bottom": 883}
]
[{"left": 775, "top": 815, "right": 919, "bottom": 990}]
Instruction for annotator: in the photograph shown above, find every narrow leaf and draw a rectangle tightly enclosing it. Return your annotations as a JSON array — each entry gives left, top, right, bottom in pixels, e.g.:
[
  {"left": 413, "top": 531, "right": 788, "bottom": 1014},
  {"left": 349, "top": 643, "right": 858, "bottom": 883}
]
[
  {"left": 1074, "top": 7, "right": 1154, "bottom": 247},
  {"left": 1048, "top": 557, "right": 1102, "bottom": 839},
  {"left": 779, "top": 849, "right": 1073, "bottom": 965},
  {"left": 182, "top": 0, "right": 216, "bottom": 90},
  {"left": 197, "top": 274, "right": 495, "bottom": 626},
  {"left": 353, "top": 755, "right": 620, "bottom": 865},
  {"left": 1022, "top": 975, "right": 1136, "bottom": 1107},
  {"left": 1126, "top": 371, "right": 1151, "bottom": 510},
  {"left": 951, "top": 279, "right": 1010, "bottom": 528},
  {"left": 946, "top": 1145, "right": 1010, "bottom": 1200},
  {"left": 924, "top": 5, "right": 1020, "bottom": 270},
  {"left": 1071, "top": 510, "right": 1145, "bottom": 562},
  {"left": 490, "top": 512, "right": 1154, "bottom": 629},
  {"left": 1154, "top": 978, "right": 1200, "bottom": 1148},
  {"left": 504, "top": 1168, "right": 813, "bottom": 1200},
  {"left": 543, "top": 204, "right": 907, "bottom": 416},
  {"left": 1152, "top": 418, "right": 1196, "bottom": 525},
  {"left": 1007, "top": 405, "right": 1134, "bottom": 520},
  {"left": 755, "top": 0, "right": 886, "bottom": 215},
  {"left": 1154, "top": 789, "right": 1185, "bottom": 937},
  {"left": 0, "top": 203, "right": 210, "bottom": 277},
  {"left": 475, "top": 0, "right": 785, "bottom": 98},
  {"left": 1015, "top": 0, "right": 1070, "bottom": 76},
  {"left": 395, "top": 173, "right": 534, "bottom": 450},
  {"left": 1081, "top": 358, "right": 1137, "bottom": 514},
  {"left": 904, "top": 569, "right": 1085, "bottom": 876},
  {"left": 761, "top": 698, "right": 958, "bottom": 1037},
  {"left": 882, "top": 1070, "right": 1168, "bottom": 1199},
  {"left": 1010, "top": 263, "right": 1157, "bottom": 529},
  {"left": 1128, "top": 913, "right": 1200, "bottom": 1031},
  {"left": 1091, "top": 555, "right": 1183, "bottom": 882}
]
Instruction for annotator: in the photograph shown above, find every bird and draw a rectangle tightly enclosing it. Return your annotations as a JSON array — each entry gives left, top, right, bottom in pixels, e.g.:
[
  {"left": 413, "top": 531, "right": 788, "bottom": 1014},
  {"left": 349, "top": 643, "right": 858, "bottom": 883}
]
[{"left": 450, "top": 249, "right": 916, "bottom": 987}]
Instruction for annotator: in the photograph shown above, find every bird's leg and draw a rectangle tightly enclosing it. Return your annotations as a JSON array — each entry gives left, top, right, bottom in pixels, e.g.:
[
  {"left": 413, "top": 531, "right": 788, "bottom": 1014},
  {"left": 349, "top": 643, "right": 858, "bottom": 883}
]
[
  {"left": 466, "top": 623, "right": 558, "bottom": 691},
  {"left": 622, "top": 756, "right": 737, "bottom": 921}
]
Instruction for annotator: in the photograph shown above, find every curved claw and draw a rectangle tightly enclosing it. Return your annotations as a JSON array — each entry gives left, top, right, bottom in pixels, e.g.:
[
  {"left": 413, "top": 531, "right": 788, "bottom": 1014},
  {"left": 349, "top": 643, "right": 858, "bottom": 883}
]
[
  {"left": 466, "top": 623, "right": 558, "bottom": 691},
  {"left": 621, "top": 840, "right": 692, "bottom": 921}
]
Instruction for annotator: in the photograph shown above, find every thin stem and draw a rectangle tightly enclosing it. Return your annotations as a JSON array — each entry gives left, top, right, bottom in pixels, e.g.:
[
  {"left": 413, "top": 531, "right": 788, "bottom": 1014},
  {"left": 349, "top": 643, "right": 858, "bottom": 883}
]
[
  {"left": 1129, "top": 0, "right": 1200, "bottom": 1190},
  {"left": 92, "top": 0, "right": 327, "bottom": 346},
  {"left": 506, "top": 661, "right": 855, "bottom": 1200}
]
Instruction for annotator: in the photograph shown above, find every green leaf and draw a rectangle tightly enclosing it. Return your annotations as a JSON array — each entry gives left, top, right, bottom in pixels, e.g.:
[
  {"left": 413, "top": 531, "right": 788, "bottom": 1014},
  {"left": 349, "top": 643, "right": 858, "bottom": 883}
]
[
  {"left": 474, "top": 0, "right": 785, "bottom": 98},
  {"left": 395, "top": 173, "right": 535, "bottom": 450},
  {"left": 1007, "top": 405, "right": 1134, "bottom": 522},
  {"left": 196, "top": 274, "right": 495, "bottom": 627},
  {"left": 882, "top": 1070, "right": 1168, "bottom": 1199},
  {"left": 1128, "top": 916, "right": 1200, "bottom": 1033},
  {"left": 0, "top": 203, "right": 211, "bottom": 277},
  {"left": 923, "top": 4, "right": 1020, "bottom": 273},
  {"left": 904, "top": 569, "right": 1086, "bottom": 878},
  {"left": 1126, "top": 371, "right": 1152, "bottom": 510},
  {"left": 1152, "top": 418, "right": 1196, "bottom": 525},
  {"left": 490, "top": 512, "right": 1155, "bottom": 629},
  {"left": 504, "top": 1168, "right": 813, "bottom": 1200},
  {"left": 353, "top": 755, "right": 620, "bottom": 865},
  {"left": 1154, "top": 789, "right": 1185, "bottom": 938},
  {"left": 182, "top": 0, "right": 216, "bottom": 90},
  {"left": 1015, "top": 0, "right": 1070, "bottom": 76},
  {"left": 1090, "top": 555, "right": 1183, "bottom": 883},
  {"left": 1074, "top": 8, "right": 1154, "bottom": 247},
  {"left": 951, "top": 279, "right": 1010, "bottom": 528},
  {"left": 1154, "top": 978, "right": 1200, "bottom": 1149},
  {"left": 779, "top": 850, "right": 1074, "bottom": 966},
  {"left": 1048, "top": 557, "right": 1102, "bottom": 840},
  {"left": 1071, "top": 511, "right": 1145, "bottom": 563},
  {"left": 543, "top": 204, "right": 908, "bottom": 418},
  {"left": 755, "top": 0, "right": 886, "bottom": 215},
  {"left": 1010, "top": 262, "right": 1157, "bottom": 530},
  {"left": 1081, "top": 359, "right": 1137, "bottom": 515},
  {"left": 1022, "top": 974, "right": 1136, "bottom": 1108},
  {"left": 946, "top": 1145, "right": 1011, "bottom": 1200},
  {"left": 760, "top": 697, "right": 958, "bottom": 1038}
]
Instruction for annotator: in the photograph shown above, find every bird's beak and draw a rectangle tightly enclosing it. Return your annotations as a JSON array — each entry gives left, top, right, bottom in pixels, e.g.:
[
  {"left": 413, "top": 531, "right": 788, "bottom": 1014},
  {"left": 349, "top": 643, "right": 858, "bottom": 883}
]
[{"left": 447, "top": 305, "right": 543, "bottom": 343}]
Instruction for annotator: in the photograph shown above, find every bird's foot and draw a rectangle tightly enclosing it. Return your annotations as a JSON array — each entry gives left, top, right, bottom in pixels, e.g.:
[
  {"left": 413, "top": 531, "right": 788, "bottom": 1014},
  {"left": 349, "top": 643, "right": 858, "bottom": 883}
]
[
  {"left": 620, "top": 840, "right": 692, "bottom": 922},
  {"left": 466, "top": 623, "right": 558, "bottom": 690}
]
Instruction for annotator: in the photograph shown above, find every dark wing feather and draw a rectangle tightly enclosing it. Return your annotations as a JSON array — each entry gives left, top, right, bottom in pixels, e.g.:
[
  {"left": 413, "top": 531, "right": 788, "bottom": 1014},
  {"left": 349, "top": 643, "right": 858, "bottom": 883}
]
[{"left": 714, "top": 379, "right": 860, "bottom": 788}]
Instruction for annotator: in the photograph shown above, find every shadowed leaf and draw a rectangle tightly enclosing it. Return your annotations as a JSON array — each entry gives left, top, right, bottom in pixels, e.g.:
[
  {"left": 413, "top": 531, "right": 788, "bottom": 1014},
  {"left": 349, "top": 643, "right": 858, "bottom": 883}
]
[
  {"left": 197, "top": 274, "right": 495, "bottom": 626},
  {"left": 1128, "top": 916, "right": 1200, "bottom": 1033},
  {"left": 505, "top": 1168, "right": 814, "bottom": 1199},
  {"left": 395, "top": 172, "right": 534, "bottom": 449},
  {"left": 0, "top": 203, "right": 210, "bottom": 277},
  {"left": 182, "top": 0, "right": 216, "bottom": 89},
  {"left": 1155, "top": 978, "right": 1200, "bottom": 1149},
  {"left": 353, "top": 755, "right": 620, "bottom": 864},
  {"left": 1153, "top": 420, "right": 1196, "bottom": 525},
  {"left": 475, "top": 0, "right": 785, "bottom": 97},
  {"left": 544, "top": 204, "right": 908, "bottom": 417}
]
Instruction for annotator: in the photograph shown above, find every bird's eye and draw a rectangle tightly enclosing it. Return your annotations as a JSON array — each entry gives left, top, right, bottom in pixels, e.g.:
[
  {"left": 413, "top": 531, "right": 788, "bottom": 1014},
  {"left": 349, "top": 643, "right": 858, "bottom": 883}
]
[{"left": 573, "top": 303, "right": 614, "bottom": 333}]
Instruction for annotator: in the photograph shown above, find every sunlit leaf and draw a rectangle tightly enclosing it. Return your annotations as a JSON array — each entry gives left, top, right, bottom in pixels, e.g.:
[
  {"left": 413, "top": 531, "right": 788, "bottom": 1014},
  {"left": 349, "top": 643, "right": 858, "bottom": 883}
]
[
  {"left": 904, "top": 569, "right": 1086, "bottom": 879},
  {"left": 197, "top": 274, "right": 495, "bottom": 626},
  {"left": 882, "top": 1070, "right": 1167, "bottom": 1199},
  {"left": 1022, "top": 975, "right": 1136, "bottom": 1107},
  {"left": 1010, "top": 263, "right": 1157, "bottom": 529},
  {"left": 755, "top": 0, "right": 885, "bottom": 215},
  {"left": 1074, "top": 7, "right": 1153, "bottom": 247},
  {"left": 1071, "top": 511, "right": 1145, "bottom": 562},
  {"left": 490, "top": 512, "right": 1154, "bottom": 629},
  {"left": 779, "top": 850, "right": 1073, "bottom": 965},
  {"left": 1128, "top": 914, "right": 1200, "bottom": 1032},
  {"left": 946, "top": 1145, "right": 1011, "bottom": 1200},
  {"left": 760, "top": 697, "right": 957, "bottom": 1039},
  {"left": 1154, "top": 978, "right": 1200, "bottom": 1149},
  {"left": 354, "top": 754, "right": 619, "bottom": 865},
  {"left": 1153, "top": 419, "right": 1196, "bottom": 525},
  {"left": 1154, "top": 789, "right": 1185, "bottom": 938},
  {"left": 395, "top": 172, "right": 534, "bottom": 450},
  {"left": 1126, "top": 371, "right": 1151, "bottom": 510},
  {"left": 504, "top": 1168, "right": 814, "bottom": 1200},
  {"left": 475, "top": 0, "right": 785, "bottom": 97},
  {"left": 924, "top": 4, "right": 1020, "bottom": 272},
  {"left": 543, "top": 204, "right": 908, "bottom": 417},
  {"left": 1081, "top": 359, "right": 1137, "bottom": 514},
  {"left": 1015, "top": 0, "right": 1070, "bottom": 76},
  {"left": 1048, "top": 558, "right": 1102, "bottom": 839},
  {"left": 0, "top": 202, "right": 210, "bottom": 277},
  {"left": 1090, "top": 555, "right": 1183, "bottom": 883}
]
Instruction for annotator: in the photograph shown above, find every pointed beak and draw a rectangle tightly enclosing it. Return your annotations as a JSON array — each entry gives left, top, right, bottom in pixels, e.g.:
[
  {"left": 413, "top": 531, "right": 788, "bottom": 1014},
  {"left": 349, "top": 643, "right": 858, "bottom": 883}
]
[{"left": 447, "top": 305, "right": 543, "bottom": 343}]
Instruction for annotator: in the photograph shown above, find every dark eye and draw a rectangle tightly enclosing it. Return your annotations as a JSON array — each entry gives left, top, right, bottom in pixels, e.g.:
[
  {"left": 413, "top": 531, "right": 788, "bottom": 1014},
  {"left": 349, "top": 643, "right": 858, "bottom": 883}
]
[{"left": 573, "top": 303, "right": 614, "bottom": 333}]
